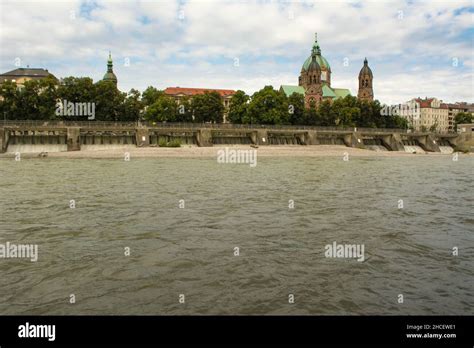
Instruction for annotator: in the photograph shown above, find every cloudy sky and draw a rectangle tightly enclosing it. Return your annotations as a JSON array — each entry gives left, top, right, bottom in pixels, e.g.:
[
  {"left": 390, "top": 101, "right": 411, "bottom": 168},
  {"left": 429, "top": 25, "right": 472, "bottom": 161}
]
[{"left": 0, "top": 0, "right": 472, "bottom": 104}]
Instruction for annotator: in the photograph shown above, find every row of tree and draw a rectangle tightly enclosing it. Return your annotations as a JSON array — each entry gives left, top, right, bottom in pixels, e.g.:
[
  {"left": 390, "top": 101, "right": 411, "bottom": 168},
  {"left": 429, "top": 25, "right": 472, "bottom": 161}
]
[
  {"left": 0, "top": 77, "right": 142, "bottom": 121},
  {"left": 143, "top": 85, "right": 409, "bottom": 128},
  {"left": 1, "top": 77, "right": 453, "bottom": 129},
  {"left": 142, "top": 87, "right": 224, "bottom": 123},
  {"left": 228, "top": 86, "right": 408, "bottom": 128}
]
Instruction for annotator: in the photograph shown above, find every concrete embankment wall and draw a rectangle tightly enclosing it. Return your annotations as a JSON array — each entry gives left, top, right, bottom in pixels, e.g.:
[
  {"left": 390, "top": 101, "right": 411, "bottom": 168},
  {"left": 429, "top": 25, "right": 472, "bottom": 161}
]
[
  {"left": 455, "top": 132, "right": 474, "bottom": 151},
  {"left": 0, "top": 124, "right": 463, "bottom": 153},
  {"left": 7, "top": 144, "right": 68, "bottom": 153},
  {"left": 4, "top": 128, "right": 68, "bottom": 153}
]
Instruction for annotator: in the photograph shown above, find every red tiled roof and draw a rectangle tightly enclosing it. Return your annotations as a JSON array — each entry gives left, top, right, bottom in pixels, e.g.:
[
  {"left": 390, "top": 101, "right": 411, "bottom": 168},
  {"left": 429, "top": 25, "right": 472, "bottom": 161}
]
[
  {"left": 164, "top": 87, "right": 236, "bottom": 97},
  {"left": 414, "top": 97, "right": 434, "bottom": 108}
]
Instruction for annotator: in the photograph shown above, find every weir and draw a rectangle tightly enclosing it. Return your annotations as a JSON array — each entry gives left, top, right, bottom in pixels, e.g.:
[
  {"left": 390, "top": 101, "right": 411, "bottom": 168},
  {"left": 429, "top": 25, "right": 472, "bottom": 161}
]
[
  {"left": 211, "top": 131, "right": 252, "bottom": 145},
  {"left": 267, "top": 132, "right": 301, "bottom": 145},
  {"left": 0, "top": 121, "right": 465, "bottom": 153},
  {"left": 363, "top": 138, "right": 389, "bottom": 151},
  {"left": 316, "top": 134, "right": 345, "bottom": 145}
]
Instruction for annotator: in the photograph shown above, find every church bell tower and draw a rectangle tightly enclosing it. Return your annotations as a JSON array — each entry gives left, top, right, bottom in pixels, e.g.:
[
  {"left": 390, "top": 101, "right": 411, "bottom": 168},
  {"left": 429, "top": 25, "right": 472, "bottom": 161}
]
[
  {"left": 358, "top": 58, "right": 373, "bottom": 102},
  {"left": 304, "top": 51, "right": 323, "bottom": 108}
]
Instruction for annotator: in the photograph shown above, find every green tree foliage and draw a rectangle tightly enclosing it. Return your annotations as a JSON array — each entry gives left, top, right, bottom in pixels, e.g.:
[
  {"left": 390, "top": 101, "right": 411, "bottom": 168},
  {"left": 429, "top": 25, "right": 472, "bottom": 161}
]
[
  {"left": 227, "top": 90, "right": 249, "bottom": 124},
  {"left": 141, "top": 86, "right": 164, "bottom": 107},
  {"left": 144, "top": 94, "right": 177, "bottom": 122},
  {"left": 175, "top": 96, "right": 193, "bottom": 122},
  {"left": 0, "top": 77, "right": 59, "bottom": 120},
  {"left": 0, "top": 77, "right": 415, "bottom": 130},
  {"left": 37, "top": 77, "right": 60, "bottom": 120},
  {"left": 57, "top": 77, "right": 95, "bottom": 106},
  {"left": 0, "top": 80, "right": 21, "bottom": 120},
  {"left": 1, "top": 76, "right": 143, "bottom": 122},
  {"left": 330, "top": 97, "right": 359, "bottom": 127},
  {"left": 247, "top": 86, "right": 289, "bottom": 125},
  {"left": 390, "top": 115, "right": 408, "bottom": 129},
  {"left": 454, "top": 112, "right": 472, "bottom": 130},
  {"left": 191, "top": 91, "right": 224, "bottom": 123},
  {"left": 58, "top": 77, "right": 140, "bottom": 121},
  {"left": 317, "top": 99, "right": 335, "bottom": 126},
  {"left": 303, "top": 102, "right": 319, "bottom": 126},
  {"left": 287, "top": 92, "right": 305, "bottom": 125},
  {"left": 93, "top": 80, "right": 127, "bottom": 121},
  {"left": 121, "top": 89, "right": 142, "bottom": 121},
  {"left": 16, "top": 80, "right": 41, "bottom": 120}
]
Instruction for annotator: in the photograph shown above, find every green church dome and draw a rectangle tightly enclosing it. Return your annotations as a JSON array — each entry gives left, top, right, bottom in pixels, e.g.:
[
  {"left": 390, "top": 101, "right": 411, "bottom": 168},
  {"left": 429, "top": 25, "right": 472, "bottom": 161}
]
[
  {"left": 103, "top": 71, "right": 117, "bottom": 83},
  {"left": 303, "top": 54, "right": 330, "bottom": 71},
  {"left": 102, "top": 52, "right": 118, "bottom": 85},
  {"left": 302, "top": 36, "right": 331, "bottom": 71}
]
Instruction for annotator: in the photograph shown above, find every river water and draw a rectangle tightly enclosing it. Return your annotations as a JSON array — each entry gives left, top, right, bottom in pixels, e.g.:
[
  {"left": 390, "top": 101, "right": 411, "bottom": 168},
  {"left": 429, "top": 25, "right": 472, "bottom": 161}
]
[{"left": 0, "top": 156, "right": 472, "bottom": 315}]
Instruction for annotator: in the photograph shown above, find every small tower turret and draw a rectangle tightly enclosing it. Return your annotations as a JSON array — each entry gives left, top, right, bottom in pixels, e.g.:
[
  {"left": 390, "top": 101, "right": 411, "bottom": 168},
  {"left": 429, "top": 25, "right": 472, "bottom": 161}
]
[
  {"left": 102, "top": 51, "right": 118, "bottom": 86},
  {"left": 358, "top": 58, "right": 373, "bottom": 102}
]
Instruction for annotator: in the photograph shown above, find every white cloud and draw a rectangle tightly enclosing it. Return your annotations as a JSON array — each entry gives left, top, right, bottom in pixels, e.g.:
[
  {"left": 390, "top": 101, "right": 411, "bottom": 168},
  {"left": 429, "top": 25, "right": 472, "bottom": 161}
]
[{"left": 0, "top": 0, "right": 472, "bottom": 103}]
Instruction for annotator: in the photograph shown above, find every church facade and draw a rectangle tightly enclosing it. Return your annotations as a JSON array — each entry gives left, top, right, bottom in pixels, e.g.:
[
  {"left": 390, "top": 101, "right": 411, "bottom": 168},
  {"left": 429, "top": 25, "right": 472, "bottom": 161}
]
[{"left": 280, "top": 34, "right": 374, "bottom": 107}]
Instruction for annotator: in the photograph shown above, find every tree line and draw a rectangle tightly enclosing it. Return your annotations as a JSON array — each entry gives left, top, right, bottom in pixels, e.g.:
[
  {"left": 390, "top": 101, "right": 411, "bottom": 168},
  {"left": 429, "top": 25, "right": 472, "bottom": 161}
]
[
  {"left": 228, "top": 86, "right": 408, "bottom": 128},
  {"left": 0, "top": 76, "right": 413, "bottom": 128}
]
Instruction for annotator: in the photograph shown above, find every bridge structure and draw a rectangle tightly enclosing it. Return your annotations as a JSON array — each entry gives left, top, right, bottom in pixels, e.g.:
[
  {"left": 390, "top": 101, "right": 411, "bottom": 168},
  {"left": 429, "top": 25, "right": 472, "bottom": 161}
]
[{"left": 0, "top": 120, "right": 464, "bottom": 153}]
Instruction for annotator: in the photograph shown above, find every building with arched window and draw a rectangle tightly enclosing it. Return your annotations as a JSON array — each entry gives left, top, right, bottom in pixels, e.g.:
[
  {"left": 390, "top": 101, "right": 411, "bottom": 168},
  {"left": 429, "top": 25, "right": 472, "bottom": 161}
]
[{"left": 280, "top": 33, "right": 373, "bottom": 108}]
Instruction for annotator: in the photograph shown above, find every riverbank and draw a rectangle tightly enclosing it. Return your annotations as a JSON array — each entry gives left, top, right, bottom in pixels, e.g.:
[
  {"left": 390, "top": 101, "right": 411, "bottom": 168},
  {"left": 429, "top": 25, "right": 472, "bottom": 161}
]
[{"left": 0, "top": 145, "right": 470, "bottom": 159}]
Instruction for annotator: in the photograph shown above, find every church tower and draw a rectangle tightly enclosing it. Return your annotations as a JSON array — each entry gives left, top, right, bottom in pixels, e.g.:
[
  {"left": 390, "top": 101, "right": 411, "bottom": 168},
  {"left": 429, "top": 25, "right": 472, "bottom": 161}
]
[
  {"left": 300, "top": 34, "right": 325, "bottom": 108},
  {"left": 358, "top": 58, "right": 373, "bottom": 102},
  {"left": 102, "top": 51, "right": 118, "bottom": 86},
  {"left": 303, "top": 49, "right": 323, "bottom": 108}
]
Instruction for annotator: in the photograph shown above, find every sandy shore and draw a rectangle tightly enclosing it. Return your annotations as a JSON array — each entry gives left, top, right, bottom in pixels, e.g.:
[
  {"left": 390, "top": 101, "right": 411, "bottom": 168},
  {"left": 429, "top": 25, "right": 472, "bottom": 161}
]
[{"left": 0, "top": 145, "right": 469, "bottom": 159}]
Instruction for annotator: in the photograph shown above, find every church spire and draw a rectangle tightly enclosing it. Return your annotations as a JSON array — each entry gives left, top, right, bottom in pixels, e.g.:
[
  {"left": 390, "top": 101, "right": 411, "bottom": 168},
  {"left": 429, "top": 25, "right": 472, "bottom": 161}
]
[
  {"left": 312, "top": 32, "right": 321, "bottom": 55},
  {"left": 107, "top": 51, "right": 113, "bottom": 73},
  {"left": 103, "top": 51, "right": 118, "bottom": 86}
]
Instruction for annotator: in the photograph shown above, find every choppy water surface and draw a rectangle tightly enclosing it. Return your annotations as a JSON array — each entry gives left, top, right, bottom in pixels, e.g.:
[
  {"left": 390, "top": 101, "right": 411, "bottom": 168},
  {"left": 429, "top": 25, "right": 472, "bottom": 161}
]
[{"left": 0, "top": 155, "right": 472, "bottom": 315}]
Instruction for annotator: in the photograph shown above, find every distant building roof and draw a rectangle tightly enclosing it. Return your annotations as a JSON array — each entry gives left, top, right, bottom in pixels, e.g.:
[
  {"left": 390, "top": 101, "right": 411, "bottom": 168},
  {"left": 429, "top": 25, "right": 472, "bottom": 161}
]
[
  {"left": 446, "top": 102, "right": 474, "bottom": 110},
  {"left": 332, "top": 88, "right": 351, "bottom": 99},
  {"left": 164, "top": 87, "right": 236, "bottom": 97},
  {"left": 0, "top": 68, "right": 57, "bottom": 83},
  {"left": 322, "top": 84, "right": 337, "bottom": 98},
  {"left": 280, "top": 85, "right": 305, "bottom": 96},
  {"left": 414, "top": 98, "right": 435, "bottom": 108},
  {"left": 280, "top": 84, "right": 351, "bottom": 99}
]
